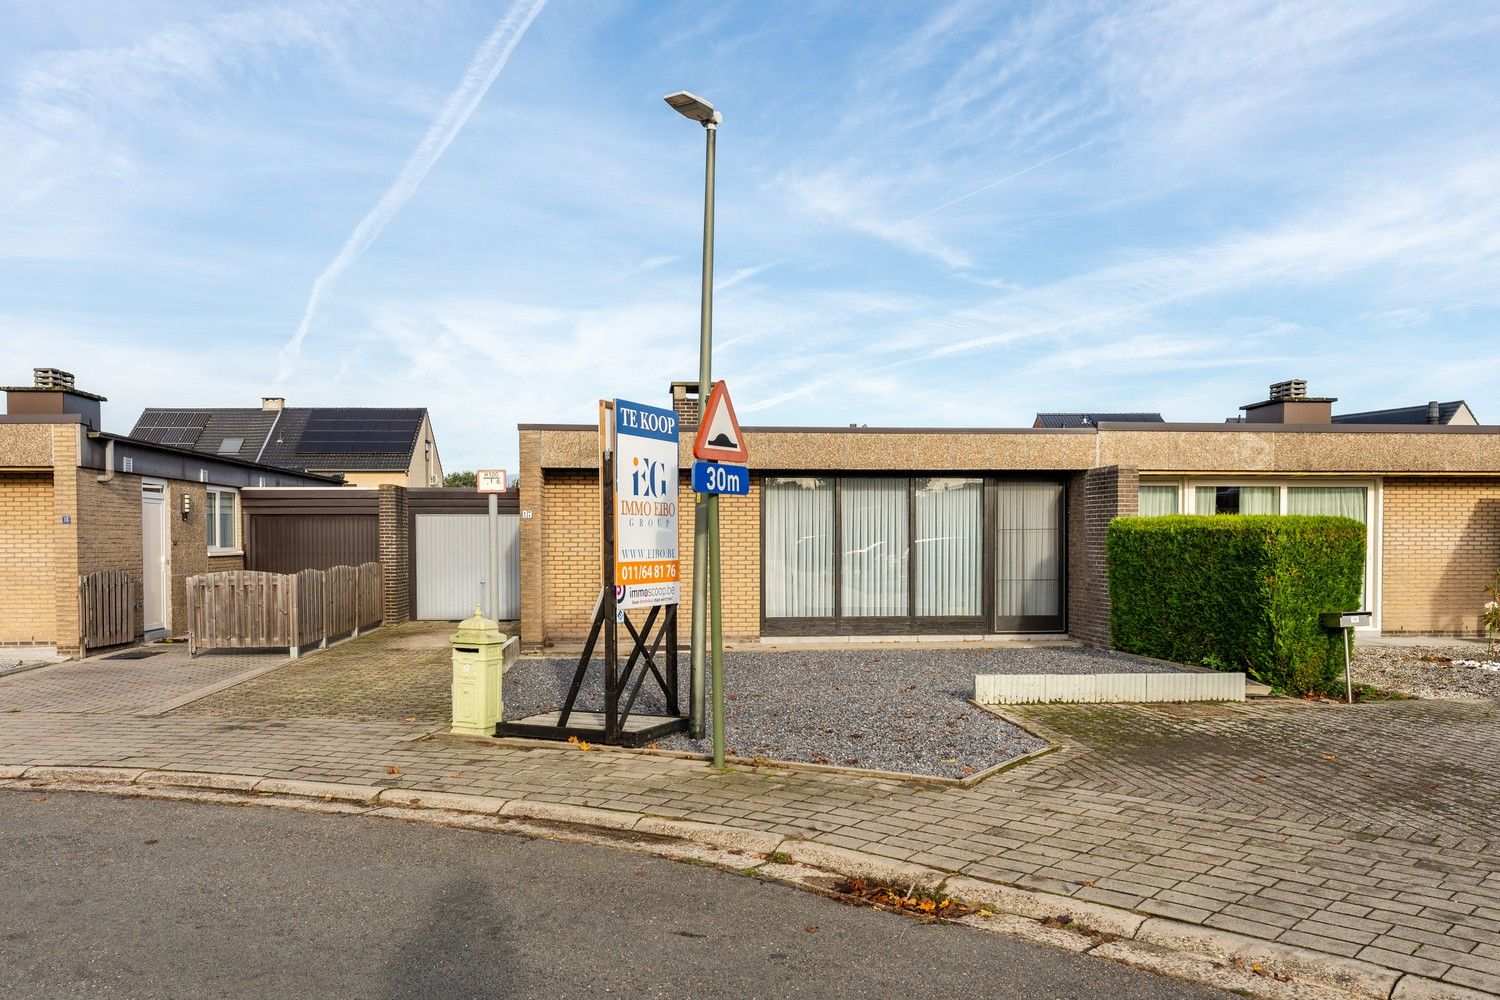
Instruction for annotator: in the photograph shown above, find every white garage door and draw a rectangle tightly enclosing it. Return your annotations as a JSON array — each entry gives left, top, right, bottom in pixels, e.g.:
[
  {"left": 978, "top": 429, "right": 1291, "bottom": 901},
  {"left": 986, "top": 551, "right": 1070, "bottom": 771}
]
[{"left": 415, "top": 513, "right": 520, "bottom": 620}]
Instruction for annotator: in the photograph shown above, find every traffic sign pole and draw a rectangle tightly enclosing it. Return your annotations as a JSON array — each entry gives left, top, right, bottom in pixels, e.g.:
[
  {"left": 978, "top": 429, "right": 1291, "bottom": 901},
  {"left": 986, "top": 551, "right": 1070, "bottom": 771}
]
[{"left": 708, "top": 492, "right": 726, "bottom": 768}]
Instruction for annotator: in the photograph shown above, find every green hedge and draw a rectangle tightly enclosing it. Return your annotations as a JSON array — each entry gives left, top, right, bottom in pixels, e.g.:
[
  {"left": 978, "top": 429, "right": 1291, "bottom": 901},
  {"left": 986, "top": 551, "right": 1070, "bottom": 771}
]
[{"left": 1107, "top": 515, "right": 1366, "bottom": 695}]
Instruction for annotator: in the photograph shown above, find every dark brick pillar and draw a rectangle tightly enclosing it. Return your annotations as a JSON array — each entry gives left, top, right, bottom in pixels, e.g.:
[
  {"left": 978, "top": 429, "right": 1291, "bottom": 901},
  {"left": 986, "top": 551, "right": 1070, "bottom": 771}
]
[
  {"left": 1071, "top": 465, "right": 1139, "bottom": 647},
  {"left": 378, "top": 485, "right": 410, "bottom": 625}
]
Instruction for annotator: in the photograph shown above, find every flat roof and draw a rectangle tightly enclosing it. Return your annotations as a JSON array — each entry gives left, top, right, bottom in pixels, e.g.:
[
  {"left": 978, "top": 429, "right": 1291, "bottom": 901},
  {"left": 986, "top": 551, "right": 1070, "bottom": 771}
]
[{"left": 519, "top": 421, "right": 1496, "bottom": 435}]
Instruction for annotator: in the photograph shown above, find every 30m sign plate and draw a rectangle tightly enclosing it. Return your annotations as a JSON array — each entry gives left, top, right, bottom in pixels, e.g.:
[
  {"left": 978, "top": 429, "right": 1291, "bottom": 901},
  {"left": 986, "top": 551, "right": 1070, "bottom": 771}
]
[{"left": 691, "top": 460, "right": 749, "bottom": 496}]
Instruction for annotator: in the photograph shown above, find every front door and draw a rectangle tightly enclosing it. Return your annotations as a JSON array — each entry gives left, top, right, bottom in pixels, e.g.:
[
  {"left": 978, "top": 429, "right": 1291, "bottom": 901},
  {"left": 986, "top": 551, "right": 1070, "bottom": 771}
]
[
  {"left": 141, "top": 484, "right": 169, "bottom": 632},
  {"left": 992, "top": 480, "right": 1065, "bottom": 633}
]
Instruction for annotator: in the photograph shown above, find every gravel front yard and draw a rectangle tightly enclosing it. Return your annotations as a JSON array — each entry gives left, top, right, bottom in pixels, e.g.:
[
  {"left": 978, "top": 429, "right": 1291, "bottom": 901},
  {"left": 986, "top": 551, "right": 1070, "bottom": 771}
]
[
  {"left": 504, "top": 645, "right": 1182, "bottom": 779},
  {"left": 1354, "top": 642, "right": 1500, "bottom": 701}
]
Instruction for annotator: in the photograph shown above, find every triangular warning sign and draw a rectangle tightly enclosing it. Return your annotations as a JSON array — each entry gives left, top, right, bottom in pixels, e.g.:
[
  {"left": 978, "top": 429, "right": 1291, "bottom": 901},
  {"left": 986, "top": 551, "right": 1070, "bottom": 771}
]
[{"left": 692, "top": 380, "right": 748, "bottom": 463}]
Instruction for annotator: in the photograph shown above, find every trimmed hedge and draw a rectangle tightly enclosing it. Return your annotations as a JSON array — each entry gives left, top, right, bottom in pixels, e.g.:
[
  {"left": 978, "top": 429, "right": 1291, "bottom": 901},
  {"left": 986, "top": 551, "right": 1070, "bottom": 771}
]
[{"left": 1107, "top": 515, "right": 1366, "bottom": 695}]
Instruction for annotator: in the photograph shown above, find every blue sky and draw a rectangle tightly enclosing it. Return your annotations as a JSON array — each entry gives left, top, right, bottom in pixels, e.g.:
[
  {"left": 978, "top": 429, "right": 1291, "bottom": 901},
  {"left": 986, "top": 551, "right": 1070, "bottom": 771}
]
[{"left": 3, "top": 0, "right": 1499, "bottom": 474}]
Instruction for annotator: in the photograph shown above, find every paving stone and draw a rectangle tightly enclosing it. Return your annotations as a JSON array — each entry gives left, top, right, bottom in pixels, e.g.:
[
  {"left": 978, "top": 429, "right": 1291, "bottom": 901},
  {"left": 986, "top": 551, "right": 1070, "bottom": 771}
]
[{"left": 1, "top": 652, "right": 1496, "bottom": 993}]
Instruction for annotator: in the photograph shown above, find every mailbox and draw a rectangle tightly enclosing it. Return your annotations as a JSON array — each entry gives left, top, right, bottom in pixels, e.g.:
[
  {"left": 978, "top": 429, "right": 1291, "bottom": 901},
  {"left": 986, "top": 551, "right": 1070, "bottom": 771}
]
[
  {"left": 450, "top": 605, "right": 510, "bottom": 738},
  {"left": 1320, "top": 611, "right": 1372, "bottom": 629}
]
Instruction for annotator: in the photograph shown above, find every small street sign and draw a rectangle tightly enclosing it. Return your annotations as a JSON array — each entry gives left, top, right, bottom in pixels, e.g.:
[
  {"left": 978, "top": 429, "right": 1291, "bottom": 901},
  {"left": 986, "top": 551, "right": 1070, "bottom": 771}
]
[
  {"left": 476, "top": 469, "right": 508, "bottom": 492},
  {"left": 691, "top": 460, "right": 749, "bottom": 495},
  {"left": 692, "top": 380, "right": 748, "bottom": 464}
]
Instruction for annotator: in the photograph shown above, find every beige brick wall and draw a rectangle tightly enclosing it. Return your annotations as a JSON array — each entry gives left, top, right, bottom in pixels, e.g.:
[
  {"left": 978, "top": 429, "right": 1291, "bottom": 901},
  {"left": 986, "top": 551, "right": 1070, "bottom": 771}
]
[
  {"left": 533, "top": 469, "right": 760, "bottom": 647},
  {"left": 1382, "top": 477, "right": 1500, "bottom": 636},
  {"left": 0, "top": 472, "right": 56, "bottom": 645},
  {"left": 50, "top": 425, "right": 83, "bottom": 653}
]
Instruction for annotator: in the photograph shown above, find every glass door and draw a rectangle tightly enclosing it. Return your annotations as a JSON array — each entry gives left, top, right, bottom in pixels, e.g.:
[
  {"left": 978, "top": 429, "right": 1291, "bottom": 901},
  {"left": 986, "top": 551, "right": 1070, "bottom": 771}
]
[{"left": 993, "top": 480, "right": 1065, "bottom": 633}]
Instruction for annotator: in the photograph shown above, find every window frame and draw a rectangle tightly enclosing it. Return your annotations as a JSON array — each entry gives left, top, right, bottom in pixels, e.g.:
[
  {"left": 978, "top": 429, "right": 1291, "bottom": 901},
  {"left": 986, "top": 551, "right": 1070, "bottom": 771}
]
[
  {"left": 205, "top": 486, "right": 241, "bottom": 555},
  {"left": 759, "top": 473, "right": 1065, "bottom": 637},
  {"left": 1139, "top": 476, "right": 1382, "bottom": 630}
]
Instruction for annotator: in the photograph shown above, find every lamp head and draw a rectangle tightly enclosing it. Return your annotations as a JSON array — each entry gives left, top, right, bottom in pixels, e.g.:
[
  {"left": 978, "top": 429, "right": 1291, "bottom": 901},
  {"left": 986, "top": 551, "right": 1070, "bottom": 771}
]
[{"left": 664, "top": 91, "right": 721, "bottom": 126}]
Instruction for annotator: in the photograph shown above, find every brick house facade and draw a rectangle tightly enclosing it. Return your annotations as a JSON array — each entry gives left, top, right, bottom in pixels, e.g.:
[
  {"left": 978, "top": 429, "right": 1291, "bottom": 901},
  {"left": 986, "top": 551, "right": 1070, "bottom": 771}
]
[
  {"left": 1, "top": 383, "right": 333, "bottom": 655},
  {"left": 518, "top": 411, "right": 1500, "bottom": 651}
]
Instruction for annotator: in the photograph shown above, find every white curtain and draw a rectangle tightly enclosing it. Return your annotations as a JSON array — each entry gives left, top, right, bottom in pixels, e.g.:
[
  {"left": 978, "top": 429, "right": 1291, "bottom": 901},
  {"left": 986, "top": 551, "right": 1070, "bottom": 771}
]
[
  {"left": 1287, "top": 486, "right": 1366, "bottom": 522},
  {"left": 841, "top": 478, "right": 909, "bottom": 617},
  {"left": 1195, "top": 485, "right": 1276, "bottom": 514},
  {"left": 914, "top": 478, "right": 982, "bottom": 616},
  {"left": 995, "top": 482, "right": 1062, "bottom": 618},
  {"left": 763, "top": 478, "right": 834, "bottom": 617},
  {"left": 218, "top": 492, "right": 235, "bottom": 547},
  {"left": 1138, "top": 485, "right": 1179, "bottom": 516}
]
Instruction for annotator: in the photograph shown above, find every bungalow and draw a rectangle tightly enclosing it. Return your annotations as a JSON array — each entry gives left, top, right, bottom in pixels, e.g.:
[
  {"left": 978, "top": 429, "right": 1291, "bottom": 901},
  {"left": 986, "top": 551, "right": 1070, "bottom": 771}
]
[
  {"left": 0, "top": 369, "right": 334, "bottom": 655},
  {"left": 517, "top": 379, "right": 1499, "bottom": 650}
]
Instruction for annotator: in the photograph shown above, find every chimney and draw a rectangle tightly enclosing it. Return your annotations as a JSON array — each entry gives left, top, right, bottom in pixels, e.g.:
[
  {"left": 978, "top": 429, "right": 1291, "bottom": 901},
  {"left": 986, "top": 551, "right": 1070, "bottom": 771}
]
[
  {"left": 3, "top": 367, "right": 107, "bottom": 429},
  {"left": 1239, "top": 379, "right": 1336, "bottom": 425},
  {"left": 261, "top": 396, "right": 285, "bottom": 412},
  {"left": 1427, "top": 400, "right": 1441, "bottom": 425},
  {"left": 670, "top": 381, "right": 699, "bottom": 429}
]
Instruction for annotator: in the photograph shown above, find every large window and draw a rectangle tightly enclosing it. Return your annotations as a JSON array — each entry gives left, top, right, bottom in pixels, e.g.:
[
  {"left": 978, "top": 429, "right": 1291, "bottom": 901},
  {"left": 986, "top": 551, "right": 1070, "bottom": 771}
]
[
  {"left": 1195, "top": 485, "right": 1278, "bottom": 514},
  {"left": 1138, "top": 484, "right": 1179, "bottom": 516},
  {"left": 1142, "top": 478, "right": 1377, "bottom": 625},
  {"left": 206, "top": 487, "right": 238, "bottom": 553},
  {"left": 994, "top": 481, "right": 1063, "bottom": 629},
  {"left": 762, "top": 475, "right": 1065, "bottom": 635},
  {"left": 914, "top": 478, "right": 983, "bottom": 617},
  {"left": 762, "top": 478, "right": 834, "bottom": 618},
  {"left": 841, "top": 478, "right": 909, "bottom": 617}
]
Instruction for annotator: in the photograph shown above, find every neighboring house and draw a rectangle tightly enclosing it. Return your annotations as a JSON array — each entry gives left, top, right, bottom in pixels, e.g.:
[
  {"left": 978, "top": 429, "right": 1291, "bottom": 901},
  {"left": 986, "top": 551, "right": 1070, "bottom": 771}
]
[
  {"left": 1033, "top": 412, "right": 1164, "bottom": 428},
  {"left": 1333, "top": 400, "right": 1478, "bottom": 425},
  {"left": 0, "top": 369, "right": 336, "bottom": 655},
  {"left": 128, "top": 397, "right": 444, "bottom": 487},
  {"left": 519, "top": 378, "right": 1500, "bottom": 650}
]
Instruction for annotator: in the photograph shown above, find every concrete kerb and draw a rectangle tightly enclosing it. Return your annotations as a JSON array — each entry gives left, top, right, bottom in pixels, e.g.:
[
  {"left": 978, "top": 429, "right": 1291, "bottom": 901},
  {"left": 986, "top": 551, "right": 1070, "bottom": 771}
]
[
  {"left": 484, "top": 731, "right": 1053, "bottom": 789},
  {"left": 2, "top": 764, "right": 1491, "bottom": 1000}
]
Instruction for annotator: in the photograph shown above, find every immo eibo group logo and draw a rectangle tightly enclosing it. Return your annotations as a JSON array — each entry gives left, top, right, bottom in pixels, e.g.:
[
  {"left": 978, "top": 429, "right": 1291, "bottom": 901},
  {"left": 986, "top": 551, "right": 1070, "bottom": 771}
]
[{"left": 614, "top": 399, "right": 681, "bottom": 594}]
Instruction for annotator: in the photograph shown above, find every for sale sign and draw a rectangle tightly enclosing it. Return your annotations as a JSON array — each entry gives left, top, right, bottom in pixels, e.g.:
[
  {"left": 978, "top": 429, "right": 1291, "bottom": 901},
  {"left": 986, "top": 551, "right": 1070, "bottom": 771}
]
[{"left": 612, "top": 398, "right": 679, "bottom": 609}]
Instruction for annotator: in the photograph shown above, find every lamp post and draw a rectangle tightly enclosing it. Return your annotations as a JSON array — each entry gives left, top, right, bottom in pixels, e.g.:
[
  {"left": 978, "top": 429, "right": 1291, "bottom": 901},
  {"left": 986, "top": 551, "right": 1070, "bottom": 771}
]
[{"left": 664, "top": 90, "right": 720, "bottom": 744}]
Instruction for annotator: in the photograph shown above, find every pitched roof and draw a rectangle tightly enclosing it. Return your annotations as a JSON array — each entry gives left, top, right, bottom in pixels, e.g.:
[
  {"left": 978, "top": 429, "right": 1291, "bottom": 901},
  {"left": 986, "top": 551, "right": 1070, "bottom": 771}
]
[
  {"left": 1033, "top": 412, "right": 1164, "bottom": 428},
  {"left": 1331, "top": 401, "right": 1473, "bottom": 425},
  {"left": 129, "top": 406, "right": 426, "bottom": 473}
]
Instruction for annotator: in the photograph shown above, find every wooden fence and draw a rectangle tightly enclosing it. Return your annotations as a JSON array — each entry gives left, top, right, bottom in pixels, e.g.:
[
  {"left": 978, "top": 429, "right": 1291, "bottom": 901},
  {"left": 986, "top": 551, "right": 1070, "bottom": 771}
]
[
  {"left": 79, "top": 570, "right": 135, "bottom": 655},
  {"left": 186, "top": 562, "right": 382, "bottom": 658}
]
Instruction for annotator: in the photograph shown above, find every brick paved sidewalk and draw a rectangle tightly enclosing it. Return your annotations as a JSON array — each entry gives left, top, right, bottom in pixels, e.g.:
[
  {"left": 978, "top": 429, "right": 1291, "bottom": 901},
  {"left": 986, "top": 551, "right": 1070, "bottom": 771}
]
[{"left": 0, "top": 694, "right": 1495, "bottom": 995}]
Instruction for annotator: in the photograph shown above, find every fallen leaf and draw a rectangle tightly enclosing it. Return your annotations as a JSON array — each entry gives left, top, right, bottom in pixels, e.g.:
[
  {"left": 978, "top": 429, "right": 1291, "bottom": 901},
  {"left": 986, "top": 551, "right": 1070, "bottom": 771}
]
[
  {"left": 1321, "top": 755, "right": 1337, "bottom": 762},
  {"left": 405, "top": 717, "right": 419, "bottom": 723},
  {"left": 1250, "top": 776, "right": 1265, "bottom": 783},
  {"left": 143, "top": 839, "right": 159, "bottom": 845},
  {"left": 804, "top": 925, "right": 818, "bottom": 933},
  {"left": 387, "top": 766, "right": 401, "bottom": 774}
]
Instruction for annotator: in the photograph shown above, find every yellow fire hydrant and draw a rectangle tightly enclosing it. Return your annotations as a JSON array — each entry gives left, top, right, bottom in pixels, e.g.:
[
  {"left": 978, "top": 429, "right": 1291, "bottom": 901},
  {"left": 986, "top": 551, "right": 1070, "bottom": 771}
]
[{"left": 450, "top": 605, "right": 508, "bottom": 737}]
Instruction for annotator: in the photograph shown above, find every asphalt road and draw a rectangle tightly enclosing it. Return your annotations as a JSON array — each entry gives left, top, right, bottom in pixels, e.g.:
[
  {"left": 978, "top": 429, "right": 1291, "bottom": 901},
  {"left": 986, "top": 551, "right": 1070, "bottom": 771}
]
[{"left": 0, "top": 790, "right": 1229, "bottom": 999}]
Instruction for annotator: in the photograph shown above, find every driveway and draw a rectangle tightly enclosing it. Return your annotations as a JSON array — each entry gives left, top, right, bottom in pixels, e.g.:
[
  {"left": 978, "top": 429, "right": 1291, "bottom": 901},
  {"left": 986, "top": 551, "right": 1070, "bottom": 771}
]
[{"left": 2, "top": 625, "right": 1496, "bottom": 995}]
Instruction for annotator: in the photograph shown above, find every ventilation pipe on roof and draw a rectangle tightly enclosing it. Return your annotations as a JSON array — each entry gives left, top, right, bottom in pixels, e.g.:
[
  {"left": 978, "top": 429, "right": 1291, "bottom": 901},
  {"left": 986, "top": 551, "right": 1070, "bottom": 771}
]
[{"left": 1427, "top": 401, "right": 1441, "bottom": 425}]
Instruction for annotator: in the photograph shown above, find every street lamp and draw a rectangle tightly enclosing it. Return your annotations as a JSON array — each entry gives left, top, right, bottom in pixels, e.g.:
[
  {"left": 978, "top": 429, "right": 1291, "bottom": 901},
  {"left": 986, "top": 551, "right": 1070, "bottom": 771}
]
[{"left": 664, "top": 90, "right": 719, "bottom": 746}]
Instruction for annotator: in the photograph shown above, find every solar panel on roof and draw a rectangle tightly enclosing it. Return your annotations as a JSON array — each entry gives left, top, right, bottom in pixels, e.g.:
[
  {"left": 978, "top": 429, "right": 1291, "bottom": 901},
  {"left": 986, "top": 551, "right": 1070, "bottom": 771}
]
[{"left": 295, "top": 411, "right": 420, "bottom": 455}]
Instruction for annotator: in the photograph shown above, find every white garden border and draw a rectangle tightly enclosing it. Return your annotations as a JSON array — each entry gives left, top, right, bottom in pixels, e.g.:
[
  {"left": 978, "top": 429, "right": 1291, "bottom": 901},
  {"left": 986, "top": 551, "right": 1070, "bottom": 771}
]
[{"left": 974, "top": 671, "right": 1245, "bottom": 705}]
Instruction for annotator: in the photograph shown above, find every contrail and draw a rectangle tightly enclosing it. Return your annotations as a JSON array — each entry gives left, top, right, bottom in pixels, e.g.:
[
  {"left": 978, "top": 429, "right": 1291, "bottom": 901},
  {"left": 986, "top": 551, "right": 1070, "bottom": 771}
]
[
  {"left": 907, "top": 137, "right": 1099, "bottom": 222},
  {"left": 277, "top": 0, "right": 548, "bottom": 379}
]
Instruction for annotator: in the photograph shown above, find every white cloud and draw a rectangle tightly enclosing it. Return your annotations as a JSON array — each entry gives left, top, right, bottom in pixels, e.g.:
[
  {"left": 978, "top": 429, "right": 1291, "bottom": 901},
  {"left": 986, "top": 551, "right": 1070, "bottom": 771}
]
[{"left": 277, "top": 0, "right": 549, "bottom": 380}]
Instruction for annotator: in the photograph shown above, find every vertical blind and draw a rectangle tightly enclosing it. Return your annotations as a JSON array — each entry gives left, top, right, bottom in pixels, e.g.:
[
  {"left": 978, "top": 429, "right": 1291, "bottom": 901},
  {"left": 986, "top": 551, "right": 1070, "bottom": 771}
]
[
  {"left": 841, "top": 477, "right": 909, "bottom": 616},
  {"left": 995, "top": 481, "right": 1062, "bottom": 618},
  {"left": 914, "top": 478, "right": 983, "bottom": 616},
  {"left": 1138, "top": 484, "right": 1179, "bottom": 516},
  {"left": 762, "top": 478, "right": 834, "bottom": 617}
]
